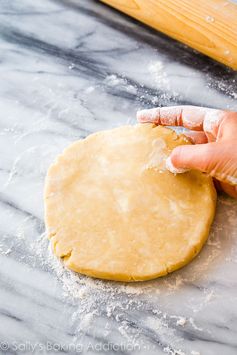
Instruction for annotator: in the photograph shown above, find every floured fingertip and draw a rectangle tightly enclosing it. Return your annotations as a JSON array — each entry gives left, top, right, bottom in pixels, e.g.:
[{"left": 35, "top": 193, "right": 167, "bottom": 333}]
[
  {"left": 137, "top": 108, "right": 159, "bottom": 122},
  {"left": 166, "top": 156, "right": 189, "bottom": 174}
]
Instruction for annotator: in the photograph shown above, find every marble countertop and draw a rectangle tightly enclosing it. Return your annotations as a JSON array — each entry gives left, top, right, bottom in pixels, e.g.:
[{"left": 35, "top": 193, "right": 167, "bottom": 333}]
[{"left": 1, "top": 1, "right": 237, "bottom": 354}]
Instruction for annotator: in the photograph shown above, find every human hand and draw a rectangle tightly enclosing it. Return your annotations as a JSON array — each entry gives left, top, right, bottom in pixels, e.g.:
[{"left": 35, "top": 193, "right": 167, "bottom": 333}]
[{"left": 137, "top": 106, "right": 237, "bottom": 199}]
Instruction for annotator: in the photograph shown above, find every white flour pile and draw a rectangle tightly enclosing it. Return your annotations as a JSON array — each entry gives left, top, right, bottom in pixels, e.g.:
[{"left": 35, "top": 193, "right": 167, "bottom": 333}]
[{"left": 104, "top": 74, "right": 137, "bottom": 95}]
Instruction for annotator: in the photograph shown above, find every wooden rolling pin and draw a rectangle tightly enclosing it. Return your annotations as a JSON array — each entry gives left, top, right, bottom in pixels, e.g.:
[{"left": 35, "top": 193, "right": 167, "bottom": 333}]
[{"left": 101, "top": 0, "right": 237, "bottom": 70}]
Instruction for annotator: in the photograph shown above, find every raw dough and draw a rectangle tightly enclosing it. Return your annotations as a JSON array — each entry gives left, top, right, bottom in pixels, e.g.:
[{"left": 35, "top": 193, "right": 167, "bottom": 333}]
[{"left": 44, "top": 124, "right": 216, "bottom": 282}]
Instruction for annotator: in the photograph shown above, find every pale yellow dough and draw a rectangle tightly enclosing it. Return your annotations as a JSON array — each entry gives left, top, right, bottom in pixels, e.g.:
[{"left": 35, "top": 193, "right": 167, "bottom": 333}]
[{"left": 44, "top": 124, "right": 216, "bottom": 282}]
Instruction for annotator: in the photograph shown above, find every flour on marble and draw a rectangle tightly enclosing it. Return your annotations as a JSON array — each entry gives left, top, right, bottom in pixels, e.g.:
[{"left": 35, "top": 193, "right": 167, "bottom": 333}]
[
  {"left": 147, "top": 60, "right": 179, "bottom": 104},
  {"left": 170, "top": 316, "right": 187, "bottom": 327},
  {"left": 145, "top": 316, "right": 187, "bottom": 355},
  {"left": 189, "top": 318, "right": 203, "bottom": 332},
  {"left": 149, "top": 61, "right": 168, "bottom": 89},
  {"left": 164, "top": 346, "right": 186, "bottom": 355},
  {"left": 211, "top": 77, "right": 237, "bottom": 101},
  {"left": 104, "top": 74, "right": 137, "bottom": 95}
]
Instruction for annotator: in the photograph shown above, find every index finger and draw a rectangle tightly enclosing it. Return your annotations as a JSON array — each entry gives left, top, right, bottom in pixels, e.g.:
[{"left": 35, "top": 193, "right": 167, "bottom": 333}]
[{"left": 137, "top": 105, "right": 226, "bottom": 138}]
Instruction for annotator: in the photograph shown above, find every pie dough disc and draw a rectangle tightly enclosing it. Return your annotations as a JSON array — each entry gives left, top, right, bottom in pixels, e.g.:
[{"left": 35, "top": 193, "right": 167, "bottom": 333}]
[{"left": 44, "top": 124, "right": 216, "bottom": 282}]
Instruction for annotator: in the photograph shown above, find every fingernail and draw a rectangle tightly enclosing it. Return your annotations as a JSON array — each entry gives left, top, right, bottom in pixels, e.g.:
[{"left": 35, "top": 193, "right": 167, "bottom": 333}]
[{"left": 166, "top": 156, "right": 189, "bottom": 174}]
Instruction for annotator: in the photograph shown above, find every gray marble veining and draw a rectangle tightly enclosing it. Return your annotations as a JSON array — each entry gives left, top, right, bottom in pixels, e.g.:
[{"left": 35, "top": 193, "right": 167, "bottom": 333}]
[{"left": 1, "top": 1, "right": 237, "bottom": 354}]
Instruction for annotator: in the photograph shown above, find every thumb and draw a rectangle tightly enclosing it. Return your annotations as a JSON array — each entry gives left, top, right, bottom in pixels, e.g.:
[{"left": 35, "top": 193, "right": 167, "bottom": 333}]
[{"left": 170, "top": 143, "right": 219, "bottom": 174}]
